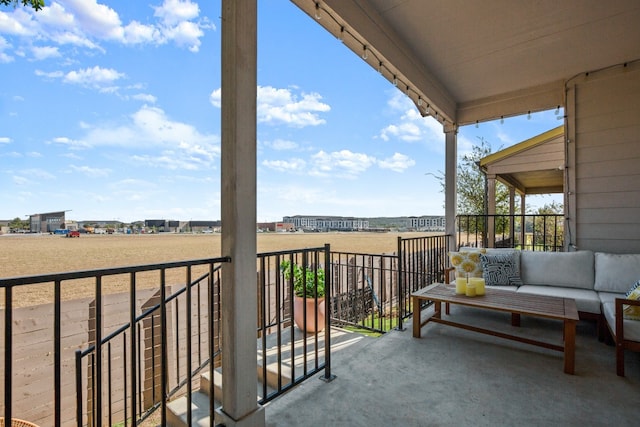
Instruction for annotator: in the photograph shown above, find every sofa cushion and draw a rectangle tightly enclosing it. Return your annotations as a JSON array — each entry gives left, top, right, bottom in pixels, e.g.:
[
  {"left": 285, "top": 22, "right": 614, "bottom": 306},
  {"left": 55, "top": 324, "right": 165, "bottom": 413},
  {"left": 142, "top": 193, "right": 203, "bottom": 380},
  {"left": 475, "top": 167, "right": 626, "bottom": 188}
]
[
  {"left": 520, "top": 250, "right": 594, "bottom": 290},
  {"left": 480, "top": 251, "right": 523, "bottom": 286},
  {"left": 517, "top": 285, "right": 601, "bottom": 314},
  {"left": 449, "top": 249, "right": 486, "bottom": 279},
  {"left": 602, "top": 301, "right": 640, "bottom": 341},
  {"left": 598, "top": 291, "right": 625, "bottom": 305},
  {"left": 624, "top": 280, "right": 640, "bottom": 320},
  {"left": 594, "top": 252, "right": 640, "bottom": 293}
]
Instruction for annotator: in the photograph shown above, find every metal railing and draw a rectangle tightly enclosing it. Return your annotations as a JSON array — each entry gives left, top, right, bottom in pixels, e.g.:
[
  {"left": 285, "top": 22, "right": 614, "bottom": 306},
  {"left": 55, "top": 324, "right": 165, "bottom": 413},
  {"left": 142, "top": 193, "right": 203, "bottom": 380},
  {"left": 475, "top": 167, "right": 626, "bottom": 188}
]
[
  {"left": 397, "top": 235, "right": 451, "bottom": 330},
  {"left": 74, "top": 261, "right": 225, "bottom": 426},
  {"left": 2, "top": 235, "right": 452, "bottom": 425},
  {"left": 456, "top": 214, "right": 564, "bottom": 251},
  {"left": 1, "top": 257, "right": 228, "bottom": 427},
  {"left": 329, "top": 251, "right": 399, "bottom": 333},
  {"left": 256, "top": 245, "right": 333, "bottom": 404}
]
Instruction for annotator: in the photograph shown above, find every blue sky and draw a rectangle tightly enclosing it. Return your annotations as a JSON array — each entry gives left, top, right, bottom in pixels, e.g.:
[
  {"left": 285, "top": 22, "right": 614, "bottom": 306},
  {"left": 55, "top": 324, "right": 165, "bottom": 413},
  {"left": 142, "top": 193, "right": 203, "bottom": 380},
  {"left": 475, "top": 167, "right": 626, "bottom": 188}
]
[{"left": 0, "top": 0, "right": 562, "bottom": 223}]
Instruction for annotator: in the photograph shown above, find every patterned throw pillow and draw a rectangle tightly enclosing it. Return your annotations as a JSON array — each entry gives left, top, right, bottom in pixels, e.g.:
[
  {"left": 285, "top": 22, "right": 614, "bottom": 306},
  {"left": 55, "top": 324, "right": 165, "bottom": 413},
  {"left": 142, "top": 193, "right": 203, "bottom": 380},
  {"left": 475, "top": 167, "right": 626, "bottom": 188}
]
[
  {"left": 448, "top": 249, "right": 486, "bottom": 279},
  {"left": 480, "top": 252, "right": 523, "bottom": 286},
  {"left": 623, "top": 280, "right": 640, "bottom": 320}
]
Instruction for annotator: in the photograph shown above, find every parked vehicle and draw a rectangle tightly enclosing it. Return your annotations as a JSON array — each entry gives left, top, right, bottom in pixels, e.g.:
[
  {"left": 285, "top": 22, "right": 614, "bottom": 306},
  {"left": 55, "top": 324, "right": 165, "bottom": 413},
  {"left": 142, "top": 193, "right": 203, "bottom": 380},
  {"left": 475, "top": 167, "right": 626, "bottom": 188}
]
[{"left": 67, "top": 230, "right": 81, "bottom": 238}]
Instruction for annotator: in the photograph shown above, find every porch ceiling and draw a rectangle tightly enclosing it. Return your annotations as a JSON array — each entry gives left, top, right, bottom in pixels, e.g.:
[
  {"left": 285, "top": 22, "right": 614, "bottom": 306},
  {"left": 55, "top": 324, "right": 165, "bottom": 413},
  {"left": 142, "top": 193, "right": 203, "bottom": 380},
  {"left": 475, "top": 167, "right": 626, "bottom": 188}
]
[{"left": 291, "top": 0, "right": 640, "bottom": 125}]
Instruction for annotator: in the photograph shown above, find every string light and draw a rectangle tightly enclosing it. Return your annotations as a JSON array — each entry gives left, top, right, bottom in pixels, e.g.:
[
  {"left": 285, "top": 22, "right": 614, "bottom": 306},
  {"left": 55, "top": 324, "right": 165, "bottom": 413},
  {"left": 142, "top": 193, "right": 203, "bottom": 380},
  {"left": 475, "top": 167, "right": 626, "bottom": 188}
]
[
  {"left": 475, "top": 120, "right": 479, "bottom": 128},
  {"left": 527, "top": 111, "right": 531, "bottom": 120},
  {"left": 555, "top": 105, "right": 560, "bottom": 115},
  {"left": 500, "top": 116, "right": 504, "bottom": 124},
  {"left": 309, "top": 0, "right": 452, "bottom": 125}
]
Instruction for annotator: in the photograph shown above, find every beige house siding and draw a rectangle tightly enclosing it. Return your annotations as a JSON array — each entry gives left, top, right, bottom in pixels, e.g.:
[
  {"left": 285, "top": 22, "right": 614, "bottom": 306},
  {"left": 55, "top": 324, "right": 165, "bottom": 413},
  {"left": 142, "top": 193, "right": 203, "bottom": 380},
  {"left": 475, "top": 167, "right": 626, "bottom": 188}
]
[
  {"left": 572, "top": 65, "right": 640, "bottom": 253},
  {"left": 488, "top": 139, "right": 563, "bottom": 174}
]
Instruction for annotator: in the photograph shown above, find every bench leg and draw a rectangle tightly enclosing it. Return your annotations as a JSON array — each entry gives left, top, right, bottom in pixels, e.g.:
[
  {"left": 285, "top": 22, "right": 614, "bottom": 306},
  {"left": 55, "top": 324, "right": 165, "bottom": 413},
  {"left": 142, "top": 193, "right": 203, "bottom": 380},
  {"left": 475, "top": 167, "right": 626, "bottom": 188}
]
[
  {"left": 412, "top": 296, "right": 420, "bottom": 338},
  {"left": 616, "top": 340, "right": 625, "bottom": 377},
  {"left": 564, "top": 319, "right": 576, "bottom": 374},
  {"left": 511, "top": 313, "right": 521, "bottom": 327},
  {"left": 445, "top": 302, "right": 450, "bottom": 315}
]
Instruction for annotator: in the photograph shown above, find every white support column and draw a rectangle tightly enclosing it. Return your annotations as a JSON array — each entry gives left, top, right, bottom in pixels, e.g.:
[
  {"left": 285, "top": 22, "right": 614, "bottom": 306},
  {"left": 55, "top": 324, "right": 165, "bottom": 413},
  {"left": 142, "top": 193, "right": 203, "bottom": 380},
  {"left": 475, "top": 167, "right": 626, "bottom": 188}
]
[
  {"left": 487, "top": 174, "right": 496, "bottom": 248},
  {"left": 444, "top": 123, "right": 458, "bottom": 251},
  {"left": 218, "top": 1, "right": 264, "bottom": 426},
  {"left": 509, "top": 187, "right": 515, "bottom": 246}
]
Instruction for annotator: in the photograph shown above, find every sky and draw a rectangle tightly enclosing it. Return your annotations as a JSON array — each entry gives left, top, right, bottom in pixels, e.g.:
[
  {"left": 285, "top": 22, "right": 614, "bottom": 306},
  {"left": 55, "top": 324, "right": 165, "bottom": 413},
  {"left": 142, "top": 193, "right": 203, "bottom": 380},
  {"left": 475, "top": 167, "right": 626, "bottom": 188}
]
[{"left": 0, "top": 0, "right": 563, "bottom": 223}]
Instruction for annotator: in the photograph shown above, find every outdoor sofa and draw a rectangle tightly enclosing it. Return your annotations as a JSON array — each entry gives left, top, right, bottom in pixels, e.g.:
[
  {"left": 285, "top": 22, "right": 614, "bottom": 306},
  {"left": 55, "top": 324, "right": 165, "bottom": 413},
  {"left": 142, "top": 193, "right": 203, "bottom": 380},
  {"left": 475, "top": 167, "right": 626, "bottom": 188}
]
[{"left": 448, "top": 249, "right": 640, "bottom": 376}]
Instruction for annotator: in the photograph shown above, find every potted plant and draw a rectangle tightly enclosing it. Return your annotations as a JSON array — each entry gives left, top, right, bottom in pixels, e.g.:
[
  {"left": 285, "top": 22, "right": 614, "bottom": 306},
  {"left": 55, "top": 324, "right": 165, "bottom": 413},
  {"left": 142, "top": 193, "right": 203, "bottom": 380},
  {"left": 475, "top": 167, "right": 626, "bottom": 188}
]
[{"left": 280, "top": 260, "right": 326, "bottom": 333}]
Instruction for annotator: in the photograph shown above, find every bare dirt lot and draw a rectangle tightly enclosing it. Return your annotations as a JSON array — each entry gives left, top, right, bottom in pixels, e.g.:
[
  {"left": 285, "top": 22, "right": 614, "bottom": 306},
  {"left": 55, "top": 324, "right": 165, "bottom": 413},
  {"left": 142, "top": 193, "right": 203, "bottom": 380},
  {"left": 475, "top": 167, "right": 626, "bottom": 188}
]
[{"left": 1, "top": 231, "right": 440, "bottom": 306}]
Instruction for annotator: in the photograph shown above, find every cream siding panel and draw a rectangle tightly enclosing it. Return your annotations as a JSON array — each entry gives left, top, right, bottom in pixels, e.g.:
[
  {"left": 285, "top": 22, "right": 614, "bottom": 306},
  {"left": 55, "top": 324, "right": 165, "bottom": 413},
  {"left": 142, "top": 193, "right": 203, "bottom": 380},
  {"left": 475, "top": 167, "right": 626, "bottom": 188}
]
[{"left": 573, "top": 66, "right": 640, "bottom": 253}]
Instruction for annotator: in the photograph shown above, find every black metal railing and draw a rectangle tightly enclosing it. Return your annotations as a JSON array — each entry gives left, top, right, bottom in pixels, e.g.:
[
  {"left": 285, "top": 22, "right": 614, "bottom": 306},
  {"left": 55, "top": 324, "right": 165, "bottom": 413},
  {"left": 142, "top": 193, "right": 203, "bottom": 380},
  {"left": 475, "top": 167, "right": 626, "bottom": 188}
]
[
  {"left": 1, "top": 257, "right": 228, "bottom": 427},
  {"left": 2, "top": 235, "right": 452, "bottom": 425},
  {"left": 329, "top": 251, "right": 399, "bottom": 333},
  {"left": 256, "top": 245, "right": 333, "bottom": 404},
  {"left": 456, "top": 214, "right": 564, "bottom": 251},
  {"left": 75, "top": 261, "right": 224, "bottom": 426},
  {"left": 397, "top": 235, "right": 451, "bottom": 330}
]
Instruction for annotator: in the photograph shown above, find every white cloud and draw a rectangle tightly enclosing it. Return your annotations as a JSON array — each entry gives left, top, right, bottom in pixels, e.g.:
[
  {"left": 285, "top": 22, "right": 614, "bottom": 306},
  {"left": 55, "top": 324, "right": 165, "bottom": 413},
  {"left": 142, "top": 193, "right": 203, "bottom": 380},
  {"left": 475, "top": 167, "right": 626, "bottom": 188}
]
[
  {"left": 31, "top": 45, "right": 60, "bottom": 60},
  {"left": 122, "top": 21, "right": 159, "bottom": 45},
  {"left": 131, "top": 93, "right": 157, "bottom": 103},
  {"left": 78, "top": 105, "right": 219, "bottom": 171},
  {"left": 63, "top": 65, "right": 125, "bottom": 87},
  {"left": 154, "top": 0, "right": 200, "bottom": 26},
  {"left": 12, "top": 175, "right": 30, "bottom": 185},
  {"left": 378, "top": 92, "right": 443, "bottom": 144},
  {"left": 60, "top": 0, "right": 122, "bottom": 40},
  {"left": 0, "top": 8, "right": 35, "bottom": 36},
  {"left": 263, "top": 139, "right": 299, "bottom": 151},
  {"left": 35, "top": 69, "right": 64, "bottom": 78},
  {"left": 161, "top": 19, "right": 203, "bottom": 52},
  {"left": 378, "top": 152, "right": 416, "bottom": 172},
  {"left": 0, "top": 35, "right": 13, "bottom": 62},
  {"left": 0, "top": 0, "right": 210, "bottom": 57},
  {"left": 262, "top": 158, "right": 306, "bottom": 172},
  {"left": 0, "top": 136, "right": 11, "bottom": 143},
  {"left": 210, "top": 86, "right": 331, "bottom": 128},
  {"left": 17, "top": 168, "right": 56, "bottom": 181},
  {"left": 310, "top": 150, "right": 376, "bottom": 178},
  {"left": 69, "top": 164, "right": 111, "bottom": 178},
  {"left": 51, "top": 136, "right": 90, "bottom": 149}
]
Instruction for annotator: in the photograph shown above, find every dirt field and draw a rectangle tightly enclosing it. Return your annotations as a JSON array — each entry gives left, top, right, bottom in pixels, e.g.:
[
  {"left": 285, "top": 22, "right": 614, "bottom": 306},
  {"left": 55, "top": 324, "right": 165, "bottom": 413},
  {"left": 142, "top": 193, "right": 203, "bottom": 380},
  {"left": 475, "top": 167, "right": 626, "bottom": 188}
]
[{"left": 0, "top": 231, "right": 441, "bottom": 306}]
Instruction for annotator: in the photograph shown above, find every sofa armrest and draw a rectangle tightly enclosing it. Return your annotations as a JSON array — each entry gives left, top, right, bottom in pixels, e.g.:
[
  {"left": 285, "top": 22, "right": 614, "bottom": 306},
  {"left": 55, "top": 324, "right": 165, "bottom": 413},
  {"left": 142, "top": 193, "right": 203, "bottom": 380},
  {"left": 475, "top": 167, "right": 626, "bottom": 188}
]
[{"left": 614, "top": 297, "right": 640, "bottom": 340}]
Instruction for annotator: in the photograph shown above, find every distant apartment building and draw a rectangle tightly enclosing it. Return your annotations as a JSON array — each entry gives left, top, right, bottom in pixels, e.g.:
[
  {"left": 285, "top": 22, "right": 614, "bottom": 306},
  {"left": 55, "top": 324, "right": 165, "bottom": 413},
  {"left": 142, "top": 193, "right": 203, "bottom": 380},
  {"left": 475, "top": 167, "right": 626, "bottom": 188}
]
[
  {"left": 283, "top": 215, "right": 445, "bottom": 232},
  {"left": 405, "top": 216, "right": 446, "bottom": 231},
  {"left": 283, "top": 215, "right": 369, "bottom": 231}
]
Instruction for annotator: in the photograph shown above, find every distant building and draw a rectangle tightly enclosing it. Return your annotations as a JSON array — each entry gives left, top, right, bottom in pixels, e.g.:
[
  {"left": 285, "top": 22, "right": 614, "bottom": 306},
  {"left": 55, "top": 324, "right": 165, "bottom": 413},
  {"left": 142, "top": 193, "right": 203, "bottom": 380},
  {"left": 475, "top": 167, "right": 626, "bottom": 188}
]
[
  {"left": 29, "top": 211, "right": 66, "bottom": 233},
  {"left": 144, "top": 219, "right": 221, "bottom": 233},
  {"left": 405, "top": 216, "right": 446, "bottom": 231},
  {"left": 283, "top": 215, "right": 369, "bottom": 231},
  {"left": 283, "top": 214, "right": 445, "bottom": 232}
]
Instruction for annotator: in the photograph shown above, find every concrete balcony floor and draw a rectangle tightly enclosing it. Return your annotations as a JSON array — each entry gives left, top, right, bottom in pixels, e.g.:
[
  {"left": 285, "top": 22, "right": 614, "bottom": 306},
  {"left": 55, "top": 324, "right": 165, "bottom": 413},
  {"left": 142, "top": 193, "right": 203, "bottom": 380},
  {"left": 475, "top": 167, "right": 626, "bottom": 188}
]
[{"left": 265, "top": 304, "right": 640, "bottom": 426}]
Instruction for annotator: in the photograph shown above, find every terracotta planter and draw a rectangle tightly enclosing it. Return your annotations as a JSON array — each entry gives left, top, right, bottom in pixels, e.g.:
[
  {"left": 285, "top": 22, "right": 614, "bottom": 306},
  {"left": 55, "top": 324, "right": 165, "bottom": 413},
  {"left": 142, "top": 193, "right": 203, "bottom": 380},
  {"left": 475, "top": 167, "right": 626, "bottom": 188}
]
[{"left": 293, "top": 295, "right": 326, "bottom": 333}]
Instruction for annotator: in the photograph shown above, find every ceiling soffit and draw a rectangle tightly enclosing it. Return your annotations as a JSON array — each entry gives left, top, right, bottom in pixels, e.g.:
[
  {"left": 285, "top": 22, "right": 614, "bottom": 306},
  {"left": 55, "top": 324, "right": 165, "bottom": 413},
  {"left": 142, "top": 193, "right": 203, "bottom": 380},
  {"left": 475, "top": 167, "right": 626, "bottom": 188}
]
[{"left": 292, "top": 0, "right": 640, "bottom": 125}]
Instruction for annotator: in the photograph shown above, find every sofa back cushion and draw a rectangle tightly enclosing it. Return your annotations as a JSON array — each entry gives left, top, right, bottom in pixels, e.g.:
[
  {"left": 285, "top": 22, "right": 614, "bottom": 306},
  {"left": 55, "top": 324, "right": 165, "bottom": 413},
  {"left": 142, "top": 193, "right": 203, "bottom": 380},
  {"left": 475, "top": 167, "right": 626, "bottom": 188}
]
[
  {"left": 520, "top": 250, "right": 594, "bottom": 289},
  {"left": 594, "top": 252, "right": 640, "bottom": 293}
]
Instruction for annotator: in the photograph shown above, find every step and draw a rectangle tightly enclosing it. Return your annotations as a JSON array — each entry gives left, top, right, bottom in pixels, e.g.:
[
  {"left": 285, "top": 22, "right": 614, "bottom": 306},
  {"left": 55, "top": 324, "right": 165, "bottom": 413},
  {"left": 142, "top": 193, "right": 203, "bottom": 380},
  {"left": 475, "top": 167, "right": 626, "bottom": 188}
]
[
  {"left": 167, "top": 327, "right": 368, "bottom": 426},
  {"left": 166, "top": 390, "right": 218, "bottom": 427}
]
